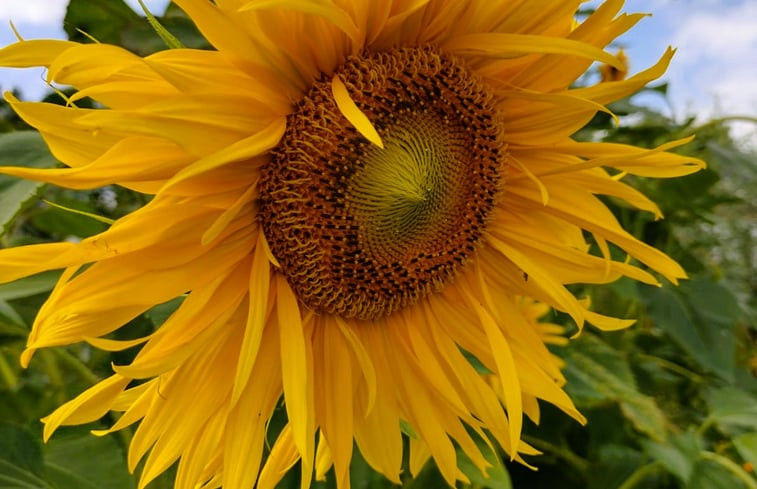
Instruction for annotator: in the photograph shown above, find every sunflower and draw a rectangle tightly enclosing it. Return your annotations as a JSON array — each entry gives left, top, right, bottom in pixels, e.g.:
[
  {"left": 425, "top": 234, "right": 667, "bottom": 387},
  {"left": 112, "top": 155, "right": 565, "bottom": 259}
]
[
  {"left": 0, "top": 1, "right": 704, "bottom": 488},
  {"left": 599, "top": 48, "right": 629, "bottom": 81}
]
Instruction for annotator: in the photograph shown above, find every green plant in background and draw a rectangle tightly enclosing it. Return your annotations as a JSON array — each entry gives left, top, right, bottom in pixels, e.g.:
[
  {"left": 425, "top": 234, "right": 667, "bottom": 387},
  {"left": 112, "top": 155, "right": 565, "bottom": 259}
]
[
  {"left": 0, "top": 1, "right": 755, "bottom": 489},
  {"left": 503, "top": 87, "right": 757, "bottom": 489}
]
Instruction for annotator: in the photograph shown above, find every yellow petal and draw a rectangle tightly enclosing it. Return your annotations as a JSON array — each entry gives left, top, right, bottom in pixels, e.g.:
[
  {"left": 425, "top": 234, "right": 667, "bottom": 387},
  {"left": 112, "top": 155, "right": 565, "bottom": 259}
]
[
  {"left": 331, "top": 74, "right": 384, "bottom": 148},
  {"left": 334, "top": 317, "right": 376, "bottom": 415},
  {"left": 258, "top": 424, "right": 300, "bottom": 489},
  {"left": 0, "top": 39, "right": 77, "bottom": 68},
  {"left": 444, "top": 32, "right": 624, "bottom": 68},
  {"left": 486, "top": 235, "right": 585, "bottom": 326},
  {"left": 230, "top": 233, "right": 271, "bottom": 404},
  {"left": 5, "top": 94, "right": 120, "bottom": 168},
  {"left": 41, "top": 375, "right": 129, "bottom": 441},
  {"left": 276, "top": 275, "right": 315, "bottom": 489},
  {"left": 317, "top": 321, "right": 354, "bottom": 489},
  {"left": 239, "top": 0, "right": 362, "bottom": 44},
  {"left": 0, "top": 242, "right": 78, "bottom": 284},
  {"left": 315, "top": 433, "right": 333, "bottom": 481},
  {"left": 468, "top": 298, "right": 523, "bottom": 457},
  {"left": 223, "top": 323, "right": 282, "bottom": 489},
  {"left": 164, "top": 117, "right": 285, "bottom": 186}
]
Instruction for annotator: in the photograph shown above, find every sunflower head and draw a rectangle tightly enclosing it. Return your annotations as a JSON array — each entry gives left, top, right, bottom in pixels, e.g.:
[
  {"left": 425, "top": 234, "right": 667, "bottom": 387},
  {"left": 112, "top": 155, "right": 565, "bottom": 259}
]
[
  {"left": 0, "top": 1, "right": 705, "bottom": 488},
  {"left": 260, "top": 45, "right": 503, "bottom": 319}
]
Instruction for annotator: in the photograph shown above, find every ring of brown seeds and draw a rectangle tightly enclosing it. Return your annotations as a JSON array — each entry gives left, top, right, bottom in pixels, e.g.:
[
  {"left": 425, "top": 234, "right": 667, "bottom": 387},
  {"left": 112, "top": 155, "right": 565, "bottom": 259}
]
[{"left": 259, "top": 46, "right": 504, "bottom": 320}]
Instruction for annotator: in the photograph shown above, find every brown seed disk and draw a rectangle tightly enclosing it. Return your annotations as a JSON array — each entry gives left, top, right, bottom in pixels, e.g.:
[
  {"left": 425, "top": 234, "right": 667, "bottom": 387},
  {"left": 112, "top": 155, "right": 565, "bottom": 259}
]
[{"left": 259, "top": 46, "right": 503, "bottom": 320}]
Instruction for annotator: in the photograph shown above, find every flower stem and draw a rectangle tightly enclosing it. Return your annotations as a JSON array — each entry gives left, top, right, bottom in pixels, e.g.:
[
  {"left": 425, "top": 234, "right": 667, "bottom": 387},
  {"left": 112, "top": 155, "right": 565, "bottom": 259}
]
[
  {"left": 634, "top": 353, "right": 706, "bottom": 383},
  {"left": 615, "top": 461, "right": 662, "bottom": 489},
  {"left": 53, "top": 348, "right": 100, "bottom": 385},
  {"left": 521, "top": 436, "right": 590, "bottom": 473},
  {"left": 701, "top": 451, "right": 757, "bottom": 489}
]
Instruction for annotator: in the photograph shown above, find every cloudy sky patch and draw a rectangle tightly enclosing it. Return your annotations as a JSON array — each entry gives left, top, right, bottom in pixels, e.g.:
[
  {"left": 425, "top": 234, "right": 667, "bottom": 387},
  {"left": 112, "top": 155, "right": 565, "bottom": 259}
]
[
  {"left": 2, "top": 1, "right": 67, "bottom": 25},
  {"left": 665, "top": 1, "right": 757, "bottom": 118}
]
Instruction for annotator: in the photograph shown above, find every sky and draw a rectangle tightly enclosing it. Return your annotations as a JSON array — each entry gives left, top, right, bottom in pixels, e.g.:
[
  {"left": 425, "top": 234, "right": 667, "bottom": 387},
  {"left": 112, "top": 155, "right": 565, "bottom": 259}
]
[{"left": 0, "top": 0, "right": 755, "bottom": 146}]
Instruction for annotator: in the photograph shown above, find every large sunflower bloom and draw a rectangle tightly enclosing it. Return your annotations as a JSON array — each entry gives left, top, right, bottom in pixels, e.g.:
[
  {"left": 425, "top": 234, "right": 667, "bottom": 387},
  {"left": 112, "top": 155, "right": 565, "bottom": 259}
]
[{"left": 0, "top": 1, "right": 704, "bottom": 488}]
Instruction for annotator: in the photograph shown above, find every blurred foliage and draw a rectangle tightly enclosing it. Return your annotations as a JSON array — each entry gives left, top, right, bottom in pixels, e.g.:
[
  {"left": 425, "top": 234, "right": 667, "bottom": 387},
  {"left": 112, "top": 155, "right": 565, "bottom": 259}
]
[{"left": 0, "top": 1, "right": 756, "bottom": 489}]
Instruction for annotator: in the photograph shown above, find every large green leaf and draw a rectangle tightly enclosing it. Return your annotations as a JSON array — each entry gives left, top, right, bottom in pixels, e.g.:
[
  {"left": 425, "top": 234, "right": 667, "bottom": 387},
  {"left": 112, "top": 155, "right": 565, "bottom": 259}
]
[
  {"left": 641, "top": 431, "right": 703, "bottom": 484},
  {"left": 639, "top": 278, "right": 741, "bottom": 381},
  {"left": 44, "top": 429, "right": 135, "bottom": 489},
  {"left": 65, "top": 0, "right": 209, "bottom": 57},
  {"left": 706, "top": 387, "right": 757, "bottom": 432},
  {"left": 733, "top": 433, "right": 757, "bottom": 469},
  {"left": 0, "top": 423, "right": 46, "bottom": 480},
  {"left": 681, "top": 279, "right": 742, "bottom": 327},
  {"left": 0, "top": 132, "right": 59, "bottom": 237},
  {"left": 0, "top": 424, "right": 52, "bottom": 487},
  {"left": 563, "top": 334, "right": 667, "bottom": 441},
  {"left": 587, "top": 445, "right": 645, "bottom": 489},
  {"left": 0, "top": 460, "right": 52, "bottom": 489},
  {"left": 64, "top": 0, "right": 141, "bottom": 45},
  {"left": 0, "top": 271, "right": 60, "bottom": 332},
  {"left": 0, "top": 271, "right": 60, "bottom": 303},
  {"left": 121, "top": 13, "right": 211, "bottom": 55},
  {"left": 29, "top": 198, "right": 109, "bottom": 239},
  {"left": 688, "top": 458, "right": 750, "bottom": 489}
]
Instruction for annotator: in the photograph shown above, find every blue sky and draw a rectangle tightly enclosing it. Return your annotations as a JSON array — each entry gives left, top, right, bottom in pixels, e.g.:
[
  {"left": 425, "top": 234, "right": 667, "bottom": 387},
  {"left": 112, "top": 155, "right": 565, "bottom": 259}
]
[{"left": 1, "top": 0, "right": 755, "bottom": 145}]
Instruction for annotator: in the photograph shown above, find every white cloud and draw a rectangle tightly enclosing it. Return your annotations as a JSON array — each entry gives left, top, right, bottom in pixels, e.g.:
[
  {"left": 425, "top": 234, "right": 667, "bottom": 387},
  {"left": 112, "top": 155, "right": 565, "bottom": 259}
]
[
  {"left": 669, "top": 1, "right": 757, "bottom": 70},
  {"left": 0, "top": 0, "right": 68, "bottom": 25},
  {"left": 0, "top": 0, "right": 171, "bottom": 27},
  {"left": 662, "top": 0, "right": 757, "bottom": 144}
]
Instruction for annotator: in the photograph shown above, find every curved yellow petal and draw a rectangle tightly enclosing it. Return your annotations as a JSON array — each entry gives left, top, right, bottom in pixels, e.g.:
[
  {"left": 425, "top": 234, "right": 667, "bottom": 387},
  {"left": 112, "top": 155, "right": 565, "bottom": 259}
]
[{"left": 331, "top": 74, "right": 384, "bottom": 148}]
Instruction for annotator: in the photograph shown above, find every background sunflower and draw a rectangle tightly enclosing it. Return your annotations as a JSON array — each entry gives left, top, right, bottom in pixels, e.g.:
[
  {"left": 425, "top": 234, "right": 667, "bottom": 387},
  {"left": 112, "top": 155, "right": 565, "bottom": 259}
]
[{"left": 0, "top": 2, "right": 755, "bottom": 489}]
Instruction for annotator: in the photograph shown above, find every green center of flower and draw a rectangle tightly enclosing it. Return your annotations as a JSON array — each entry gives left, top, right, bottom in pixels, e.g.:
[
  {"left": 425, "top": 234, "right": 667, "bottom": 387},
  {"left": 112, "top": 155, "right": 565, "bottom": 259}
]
[{"left": 259, "top": 46, "right": 503, "bottom": 320}]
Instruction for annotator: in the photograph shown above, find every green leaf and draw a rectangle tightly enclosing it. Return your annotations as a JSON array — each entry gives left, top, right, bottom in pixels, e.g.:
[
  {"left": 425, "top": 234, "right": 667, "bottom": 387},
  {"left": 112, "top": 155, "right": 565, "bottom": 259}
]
[
  {"left": 587, "top": 445, "right": 645, "bottom": 489},
  {"left": 641, "top": 431, "right": 702, "bottom": 483},
  {"left": 617, "top": 395, "right": 668, "bottom": 443},
  {"left": 402, "top": 459, "right": 447, "bottom": 489},
  {"left": 706, "top": 387, "right": 757, "bottom": 432},
  {"left": 0, "top": 459, "right": 52, "bottom": 489},
  {"left": 563, "top": 334, "right": 667, "bottom": 440},
  {"left": 563, "top": 335, "right": 634, "bottom": 404},
  {"left": 640, "top": 279, "right": 739, "bottom": 380},
  {"left": 120, "top": 4, "right": 211, "bottom": 56},
  {"left": 30, "top": 198, "right": 109, "bottom": 239},
  {"left": 144, "top": 296, "right": 184, "bottom": 327},
  {"left": 706, "top": 140, "right": 757, "bottom": 177},
  {"left": 0, "top": 422, "right": 46, "bottom": 479},
  {"left": 456, "top": 437, "right": 513, "bottom": 489},
  {"left": 347, "top": 449, "right": 392, "bottom": 489},
  {"left": 645, "top": 82, "right": 669, "bottom": 96},
  {"left": 0, "top": 271, "right": 59, "bottom": 332},
  {"left": 0, "top": 271, "right": 60, "bottom": 303},
  {"left": 44, "top": 429, "right": 135, "bottom": 489},
  {"left": 689, "top": 458, "right": 750, "bottom": 489},
  {"left": 64, "top": 0, "right": 140, "bottom": 45},
  {"left": 734, "top": 433, "right": 757, "bottom": 468},
  {"left": 0, "top": 300, "right": 26, "bottom": 328},
  {"left": 0, "top": 131, "right": 59, "bottom": 237},
  {"left": 681, "top": 280, "right": 742, "bottom": 327},
  {"left": 565, "top": 334, "right": 665, "bottom": 440}
]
